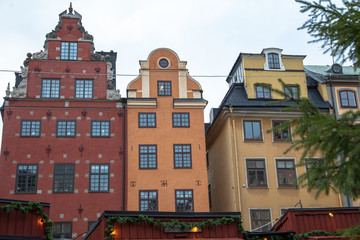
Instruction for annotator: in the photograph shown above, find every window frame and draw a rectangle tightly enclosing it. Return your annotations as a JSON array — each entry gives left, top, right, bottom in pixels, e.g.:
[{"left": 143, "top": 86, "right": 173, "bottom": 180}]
[
  {"left": 60, "top": 41, "right": 78, "bottom": 60},
  {"left": 139, "top": 190, "right": 158, "bottom": 212},
  {"left": 56, "top": 120, "right": 76, "bottom": 137},
  {"left": 139, "top": 145, "right": 157, "bottom": 169},
  {"left": 41, "top": 79, "right": 61, "bottom": 98},
  {"left": 89, "top": 164, "right": 110, "bottom": 192},
  {"left": 20, "top": 120, "right": 41, "bottom": 137},
  {"left": 268, "top": 53, "right": 280, "bottom": 69},
  {"left": 284, "top": 85, "right": 300, "bottom": 99},
  {"left": 243, "top": 120, "right": 263, "bottom": 141},
  {"left": 52, "top": 222, "right": 73, "bottom": 239},
  {"left": 15, "top": 164, "right": 38, "bottom": 194},
  {"left": 338, "top": 89, "right": 358, "bottom": 108},
  {"left": 255, "top": 84, "right": 272, "bottom": 99},
  {"left": 249, "top": 209, "right": 272, "bottom": 232},
  {"left": 172, "top": 113, "right": 190, "bottom": 127},
  {"left": 157, "top": 81, "right": 172, "bottom": 96},
  {"left": 173, "top": 144, "right": 192, "bottom": 169},
  {"left": 91, "top": 120, "right": 110, "bottom": 137},
  {"left": 138, "top": 113, "right": 156, "bottom": 128},
  {"left": 272, "top": 120, "right": 291, "bottom": 142},
  {"left": 246, "top": 159, "right": 268, "bottom": 188},
  {"left": 75, "top": 79, "right": 94, "bottom": 99},
  {"left": 175, "top": 189, "right": 194, "bottom": 212},
  {"left": 276, "top": 159, "right": 297, "bottom": 188},
  {"left": 53, "top": 163, "right": 75, "bottom": 193}
]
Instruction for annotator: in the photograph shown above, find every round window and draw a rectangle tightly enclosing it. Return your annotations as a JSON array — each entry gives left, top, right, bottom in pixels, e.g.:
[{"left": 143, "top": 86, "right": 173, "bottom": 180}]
[{"left": 159, "top": 58, "right": 169, "bottom": 68}]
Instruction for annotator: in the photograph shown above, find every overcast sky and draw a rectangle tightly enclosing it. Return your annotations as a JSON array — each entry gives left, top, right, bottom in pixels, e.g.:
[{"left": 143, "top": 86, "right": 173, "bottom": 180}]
[{"left": 0, "top": 0, "right": 347, "bottom": 133}]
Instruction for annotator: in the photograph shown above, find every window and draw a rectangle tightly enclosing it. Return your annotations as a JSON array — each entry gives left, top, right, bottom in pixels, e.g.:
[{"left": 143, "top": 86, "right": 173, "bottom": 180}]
[
  {"left": 243, "top": 120, "right": 262, "bottom": 141},
  {"left": 272, "top": 120, "right": 291, "bottom": 141},
  {"left": 175, "top": 190, "right": 193, "bottom": 212},
  {"left": 250, "top": 209, "right": 271, "bottom": 232},
  {"left": 208, "top": 183, "right": 212, "bottom": 208},
  {"left": 276, "top": 159, "right": 297, "bottom": 188},
  {"left": 280, "top": 208, "right": 289, "bottom": 216},
  {"left": 174, "top": 144, "right": 192, "bottom": 168},
  {"left": 139, "top": 113, "right": 156, "bottom": 128},
  {"left": 305, "top": 158, "right": 324, "bottom": 187},
  {"left": 15, "top": 164, "right": 38, "bottom": 193},
  {"left": 75, "top": 79, "right": 93, "bottom": 98},
  {"left": 255, "top": 85, "right": 271, "bottom": 99},
  {"left": 139, "top": 145, "right": 157, "bottom": 169},
  {"left": 53, "top": 222, "right": 72, "bottom": 239},
  {"left": 284, "top": 85, "right": 299, "bottom": 99},
  {"left": 91, "top": 121, "right": 110, "bottom": 137},
  {"left": 206, "top": 152, "right": 210, "bottom": 169},
  {"left": 268, "top": 53, "right": 280, "bottom": 69},
  {"left": 172, "top": 113, "right": 190, "bottom": 127},
  {"left": 246, "top": 159, "right": 267, "bottom": 187},
  {"left": 20, "top": 120, "right": 41, "bottom": 137},
  {"left": 61, "top": 42, "right": 77, "bottom": 60},
  {"left": 56, "top": 120, "right": 76, "bottom": 137},
  {"left": 159, "top": 58, "right": 169, "bottom": 68},
  {"left": 139, "top": 190, "right": 158, "bottom": 211},
  {"left": 53, "top": 164, "right": 75, "bottom": 193},
  {"left": 41, "top": 79, "right": 60, "bottom": 98},
  {"left": 89, "top": 164, "right": 109, "bottom": 192},
  {"left": 339, "top": 90, "right": 357, "bottom": 108},
  {"left": 158, "top": 81, "right": 171, "bottom": 96}
]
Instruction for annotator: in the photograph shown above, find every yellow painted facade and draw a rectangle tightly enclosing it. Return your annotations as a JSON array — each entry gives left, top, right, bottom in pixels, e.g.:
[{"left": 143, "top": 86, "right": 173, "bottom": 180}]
[{"left": 207, "top": 48, "right": 343, "bottom": 231}]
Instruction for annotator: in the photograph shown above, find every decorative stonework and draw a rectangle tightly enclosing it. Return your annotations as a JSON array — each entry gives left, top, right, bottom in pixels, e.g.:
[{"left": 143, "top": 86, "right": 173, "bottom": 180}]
[
  {"left": 33, "top": 50, "right": 48, "bottom": 60},
  {"left": 90, "top": 53, "right": 104, "bottom": 61},
  {"left": 11, "top": 66, "right": 28, "bottom": 98},
  {"left": 107, "top": 89, "right": 121, "bottom": 100}
]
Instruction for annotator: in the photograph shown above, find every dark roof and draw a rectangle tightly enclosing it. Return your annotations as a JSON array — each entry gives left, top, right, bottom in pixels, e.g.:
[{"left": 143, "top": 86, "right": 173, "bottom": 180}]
[
  {"left": 96, "top": 50, "right": 117, "bottom": 88},
  {"left": 0, "top": 198, "right": 50, "bottom": 207}
]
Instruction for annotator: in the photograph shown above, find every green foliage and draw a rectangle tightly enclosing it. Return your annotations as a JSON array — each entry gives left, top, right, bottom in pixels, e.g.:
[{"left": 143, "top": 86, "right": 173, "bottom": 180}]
[
  {"left": 0, "top": 201, "right": 54, "bottom": 240},
  {"left": 294, "top": 230, "right": 341, "bottom": 239},
  {"left": 296, "top": 0, "right": 360, "bottom": 67},
  {"left": 104, "top": 215, "right": 242, "bottom": 240},
  {"left": 342, "top": 221, "right": 360, "bottom": 240}
]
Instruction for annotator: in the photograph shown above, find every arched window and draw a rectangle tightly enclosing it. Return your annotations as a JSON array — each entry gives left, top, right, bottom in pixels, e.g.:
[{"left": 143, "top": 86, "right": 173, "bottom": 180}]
[
  {"left": 339, "top": 90, "right": 357, "bottom": 108},
  {"left": 268, "top": 53, "right": 280, "bottom": 69}
]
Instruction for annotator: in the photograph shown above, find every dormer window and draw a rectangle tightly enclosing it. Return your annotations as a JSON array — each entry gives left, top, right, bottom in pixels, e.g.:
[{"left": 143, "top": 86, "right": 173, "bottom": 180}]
[
  {"left": 268, "top": 53, "right": 280, "bottom": 69},
  {"left": 61, "top": 42, "right": 78, "bottom": 60}
]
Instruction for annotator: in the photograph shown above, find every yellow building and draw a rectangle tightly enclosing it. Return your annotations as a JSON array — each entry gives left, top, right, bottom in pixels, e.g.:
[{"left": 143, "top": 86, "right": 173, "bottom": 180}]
[{"left": 206, "top": 48, "right": 343, "bottom": 231}]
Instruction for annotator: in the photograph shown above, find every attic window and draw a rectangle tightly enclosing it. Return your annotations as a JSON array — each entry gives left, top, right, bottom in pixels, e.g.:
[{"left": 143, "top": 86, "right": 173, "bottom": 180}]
[
  {"left": 61, "top": 42, "right": 77, "bottom": 60},
  {"left": 268, "top": 53, "right": 280, "bottom": 69},
  {"left": 263, "top": 48, "right": 285, "bottom": 71},
  {"left": 158, "top": 58, "right": 169, "bottom": 68}
]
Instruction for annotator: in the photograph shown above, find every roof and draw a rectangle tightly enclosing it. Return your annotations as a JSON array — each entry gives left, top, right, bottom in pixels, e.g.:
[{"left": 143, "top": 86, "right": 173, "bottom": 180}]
[
  {"left": 305, "top": 65, "right": 360, "bottom": 76},
  {"left": 305, "top": 65, "right": 360, "bottom": 84}
]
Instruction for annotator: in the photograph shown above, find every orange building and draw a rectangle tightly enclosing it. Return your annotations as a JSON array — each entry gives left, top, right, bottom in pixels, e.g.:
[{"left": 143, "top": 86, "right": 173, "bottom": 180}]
[{"left": 126, "top": 48, "right": 209, "bottom": 212}]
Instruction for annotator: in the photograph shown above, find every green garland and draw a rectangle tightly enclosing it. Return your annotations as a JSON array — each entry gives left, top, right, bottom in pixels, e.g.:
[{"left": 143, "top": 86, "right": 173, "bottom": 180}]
[
  {"left": 0, "top": 201, "right": 54, "bottom": 240},
  {"left": 294, "top": 230, "right": 341, "bottom": 239},
  {"left": 104, "top": 215, "right": 243, "bottom": 240}
]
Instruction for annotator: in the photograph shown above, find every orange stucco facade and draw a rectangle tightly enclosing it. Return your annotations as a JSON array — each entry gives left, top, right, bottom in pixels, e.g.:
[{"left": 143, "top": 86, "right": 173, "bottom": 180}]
[{"left": 126, "top": 48, "right": 209, "bottom": 212}]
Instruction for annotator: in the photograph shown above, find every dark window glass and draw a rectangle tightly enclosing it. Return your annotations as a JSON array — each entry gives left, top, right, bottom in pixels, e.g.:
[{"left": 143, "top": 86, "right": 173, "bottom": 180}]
[
  {"left": 208, "top": 183, "right": 212, "bottom": 208},
  {"left": 15, "top": 164, "right": 38, "bottom": 193},
  {"left": 57, "top": 120, "right": 76, "bottom": 137},
  {"left": 75, "top": 79, "right": 93, "bottom": 98},
  {"left": 173, "top": 113, "right": 190, "bottom": 127},
  {"left": 91, "top": 121, "right": 110, "bottom": 137},
  {"left": 339, "top": 90, "right": 357, "bottom": 108},
  {"left": 61, "top": 42, "right": 77, "bottom": 60},
  {"left": 53, "top": 164, "right": 75, "bottom": 193},
  {"left": 268, "top": 53, "right": 280, "bottom": 69},
  {"left": 246, "top": 159, "right": 267, "bottom": 187},
  {"left": 243, "top": 120, "right": 262, "bottom": 141},
  {"left": 206, "top": 152, "right": 210, "bottom": 169},
  {"left": 41, "top": 79, "right": 60, "bottom": 98},
  {"left": 159, "top": 58, "right": 169, "bottom": 68},
  {"left": 175, "top": 190, "right": 193, "bottom": 212},
  {"left": 255, "top": 85, "right": 271, "bottom": 99},
  {"left": 276, "top": 159, "right": 297, "bottom": 188},
  {"left": 139, "top": 190, "right": 158, "bottom": 211},
  {"left": 53, "top": 222, "right": 72, "bottom": 239},
  {"left": 21, "top": 120, "right": 41, "bottom": 137},
  {"left": 139, "top": 145, "right": 157, "bottom": 169},
  {"left": 139, "top": 113, "right": 156, "bottom": 127},
  {"left": 174, "top": 144, "right": 192, "bottom": 168},
  {"left": 89, "top": 164, "right": 109, "bottom": 192},
  {"left": 158, "top": 81, "right": 171, "bottom": 96},
  {"left": 273, "top": 120, "right": 291, "bottom": 141},
  {"left": 250, "top": 209, "right": 271, "bottom": 232},
  {"left": 284, "top": 85, "right": 299, "bottom": 99}
]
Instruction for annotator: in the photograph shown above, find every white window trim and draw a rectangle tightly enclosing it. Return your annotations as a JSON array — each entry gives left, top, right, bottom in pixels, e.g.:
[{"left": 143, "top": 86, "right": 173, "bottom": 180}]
[
  {"left": 263, "top": 48, "right": 285, "bottom": 71},
  {"left": 244, "top": 157, "right": 269, "bottom": 189},
  {"left": 274, "top": 157, "right": 298, "bottom": 188},
  {"left": 248, "top": 208, "right": 273, "bottom": 232},
  {"left": 270, "top": 119, "right": 292, "bottom": 142},
  {"left": 241, "top": 119, "right": 264, "bottom": 142}
]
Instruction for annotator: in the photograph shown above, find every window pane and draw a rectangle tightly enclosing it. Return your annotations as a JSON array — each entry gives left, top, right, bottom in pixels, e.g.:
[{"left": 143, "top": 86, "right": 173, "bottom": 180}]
[
  {"left": 244, "top": 122, "right": 253, "bottom": 139},
  {"left": 253, "top": 122, "right": 261, "bottom": 139}
]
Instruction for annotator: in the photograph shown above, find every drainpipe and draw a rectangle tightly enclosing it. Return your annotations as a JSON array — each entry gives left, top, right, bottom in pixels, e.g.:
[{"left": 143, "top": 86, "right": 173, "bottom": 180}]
[{"left": 229, "top": 107, "right": 242, "bottom": 212}]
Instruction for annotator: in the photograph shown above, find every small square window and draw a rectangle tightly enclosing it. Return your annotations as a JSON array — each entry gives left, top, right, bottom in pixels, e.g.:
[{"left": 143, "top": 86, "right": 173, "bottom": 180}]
[
  {"left": 175, "top": 190, "right": 193, "bottom": 212},
  {"left": 276, "top": 159, "right": 297, "bottom": 188},
  {"left": 158, "top": 81, "right": 171, "bottom": 96},
  {"left": 89, "top": 164, "right": 109, "bottom": 192},
  {"left": 75, "top": 79, "right": 93, "bottom": 98},
  {"left": 53, "top": 222, "right": 72, "bottom": 239},
  {"left": 172, "top": 113, "right": 190, "bottom": 127},
  {"left": 61, "top": 42, "right": 77, "bottom": 60},
  {"left": 91, "top": 121, "right": 110, "bottom": 137},
  {"left": 139, "top": 190, "right": 158, "bottom": 211},
  {"left": 53, "top": 164, "right": 75, "bottom": 193},
  {"left": 15, "top": 164, "right": 38, "bottom": 193},
  {"left": 243, "top": 120, "right": 262, "bottom": 141},
  {"left": 255, "top": 85, "right": 272, "bottom": 99},
  {"left": 250, "top": 209, "right": 271, "bottom": 232},
  {"left": 41, "top": 79, "right": 60, "bottom": 98},
  {"left": 139, "top": 145, "right": 157, "bottom": 169},
  {"left": 20, "top": 120, "right": 41, "bottom": 137},
  {"left": 174, "top": 144, "right": 192, "bottom": 168},
  {"left": 139, "top": 113, "right": 156, "bottom": 128},
  {"left": 246, "top": 159, "right": 267, "bottom": 187},
  {"left": 272, "top": 120, "right": 291, "bottom": 141},
  {"left": 56, "top": 120, "right": 76, "bottom": 137}
]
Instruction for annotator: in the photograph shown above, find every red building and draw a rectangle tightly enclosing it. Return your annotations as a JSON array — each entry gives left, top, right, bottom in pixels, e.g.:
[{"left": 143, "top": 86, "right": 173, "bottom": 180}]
[{"left": 0, "top": 4, "right": 125, "bottom": 238}]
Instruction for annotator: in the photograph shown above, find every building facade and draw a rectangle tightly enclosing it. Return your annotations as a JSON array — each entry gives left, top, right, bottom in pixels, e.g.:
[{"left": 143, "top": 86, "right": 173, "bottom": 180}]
[
  {"left": 0, "top": 5, "right": 124, "bottom": 238},
  {"left": 206, "top": 48, "right": 343, "bottom": 231},
  {"left": 126, "top": 48, "right": 209, "bottom": 212}
]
